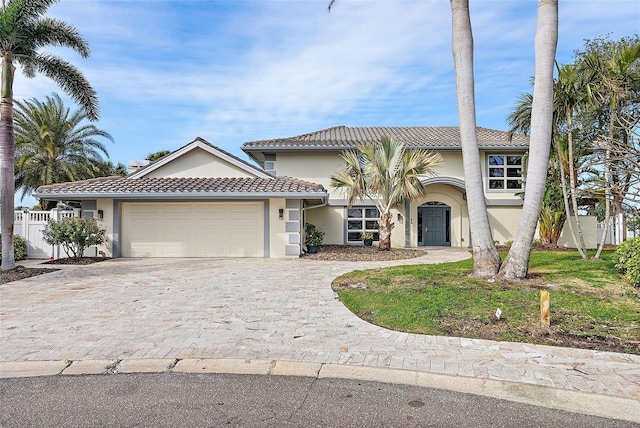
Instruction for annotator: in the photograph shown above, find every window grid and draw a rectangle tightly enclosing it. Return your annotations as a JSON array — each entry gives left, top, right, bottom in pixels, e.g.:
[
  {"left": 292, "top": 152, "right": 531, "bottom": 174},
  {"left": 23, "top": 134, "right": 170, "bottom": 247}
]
[
  {"left": 488, "top": 155, "right": 523, "bottom": 190},
  {"left": 347, "top": 207, "right": 380, "bottom": 243}
]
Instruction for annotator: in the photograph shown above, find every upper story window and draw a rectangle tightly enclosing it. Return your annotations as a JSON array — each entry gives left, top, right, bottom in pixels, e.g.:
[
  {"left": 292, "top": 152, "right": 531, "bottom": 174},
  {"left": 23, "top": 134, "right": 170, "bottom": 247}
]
[{"left": 488, "top": 155, "right": 523, "bottom": 190}]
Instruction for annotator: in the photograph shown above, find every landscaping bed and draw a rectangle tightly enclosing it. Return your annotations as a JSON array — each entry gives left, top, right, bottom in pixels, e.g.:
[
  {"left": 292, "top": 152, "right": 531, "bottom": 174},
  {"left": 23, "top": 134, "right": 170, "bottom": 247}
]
[
  {"left": 301, "top": 244, "right": 425, "bottom": 261},
  {"left": 1, "top": 257, "right": 111, "bottom": 285}
]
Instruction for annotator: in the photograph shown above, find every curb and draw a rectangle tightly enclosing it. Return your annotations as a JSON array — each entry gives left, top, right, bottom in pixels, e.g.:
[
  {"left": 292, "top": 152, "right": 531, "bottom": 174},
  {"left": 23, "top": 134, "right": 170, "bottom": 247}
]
[{"left": 1, "top": 358, "right": 638, "bottom": 424}]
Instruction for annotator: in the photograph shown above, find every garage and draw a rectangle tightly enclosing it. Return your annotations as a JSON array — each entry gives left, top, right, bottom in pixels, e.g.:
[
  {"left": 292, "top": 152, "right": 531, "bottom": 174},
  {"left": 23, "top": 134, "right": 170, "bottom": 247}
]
[{"left": 121, "top": 202, "right": 264, "bottom": 258}]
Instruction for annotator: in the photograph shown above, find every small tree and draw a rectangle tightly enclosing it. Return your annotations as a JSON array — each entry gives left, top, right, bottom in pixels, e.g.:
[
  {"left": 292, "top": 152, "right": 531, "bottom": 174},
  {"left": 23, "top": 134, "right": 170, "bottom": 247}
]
[{"left": 42, "top": 217, "right": 106, "bottom": 259}]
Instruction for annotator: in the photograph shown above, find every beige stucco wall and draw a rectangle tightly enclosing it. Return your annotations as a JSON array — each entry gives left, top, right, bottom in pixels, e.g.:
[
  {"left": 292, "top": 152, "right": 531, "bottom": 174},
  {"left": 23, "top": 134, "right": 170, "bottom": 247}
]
[
  {"left": 273, "top": 152, "right": 344, "bottom": 192},
  {"left": 146, "top": 148, "right": 257, "bottom": 179},
  {"left": 274, "top": 150, "right": 468, "bottom": 199},
  {"left": 268, "top": 198, "right": 290, "bottom": 257},
  {"left": 487, "top": 206, "right": 522, "bottom": 244},
  {"left": 558, "top": 215, "right": 598, "bottom": 249},
  {"left": 95, "top": 199, "right": 114, "bottom": 257},
  {"left": 305, "top": 205, "right": 344, "bottom": 245},
  {"left": 432, "top": 151, "right": 465, "bottom": 181}
]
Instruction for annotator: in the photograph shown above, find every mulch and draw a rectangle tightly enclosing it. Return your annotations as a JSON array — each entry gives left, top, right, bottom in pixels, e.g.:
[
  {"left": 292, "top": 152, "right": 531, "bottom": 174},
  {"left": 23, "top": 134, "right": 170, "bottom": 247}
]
[
  {"left": 301, "top": 245, "right": 425, "bottom": 262},
  {"left": 1, "top": 257, "right": 111, "bottom": 285}
]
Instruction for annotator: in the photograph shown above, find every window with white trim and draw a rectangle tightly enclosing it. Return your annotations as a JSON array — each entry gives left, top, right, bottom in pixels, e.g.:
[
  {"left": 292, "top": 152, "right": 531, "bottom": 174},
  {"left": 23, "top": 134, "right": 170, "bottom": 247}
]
[
  {"left": 347, "top": 207, "right": 380, "bottom": 243},
  {"left": 488, "top": 155, "right": 523, "bottom": 190}
]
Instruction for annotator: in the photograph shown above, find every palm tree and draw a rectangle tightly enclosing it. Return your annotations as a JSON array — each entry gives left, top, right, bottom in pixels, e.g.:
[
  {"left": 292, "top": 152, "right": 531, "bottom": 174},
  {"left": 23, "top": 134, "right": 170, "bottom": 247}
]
[
  {"left": 331, "top": 136, "right": 443, "bottom": 250},
  {"left": 93, "top": 160, "right": 127, "bottom": 177},
  {"left": 0, "top": 0, "right": 98, "bottom": 270},
  {"left": 581, "top": 38, "right": 640, "bottom": 257},
  {"left": 146, "top": 150, "right": 171, "bottom": 162},
  {"left": 499, "top": 0, "right": 558, "bottom": 279},
  {"left": 14, "top": 93, "right": 112, "bottom": 209},
  {"left": 450, "top": 0, "right": 501, "bottom": 277},
  {"left": 552, "top": 63, "right": 592, "bottom": 257},
  {"left": 507, "top": 65, "right": 593, "bottom": 256}
]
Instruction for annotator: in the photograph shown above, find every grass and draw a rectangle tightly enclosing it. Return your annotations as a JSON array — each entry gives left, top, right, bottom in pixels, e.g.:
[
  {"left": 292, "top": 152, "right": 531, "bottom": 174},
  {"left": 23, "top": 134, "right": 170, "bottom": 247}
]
[{"left": 332, "top": 250, "right": 640, "bottom": 354}]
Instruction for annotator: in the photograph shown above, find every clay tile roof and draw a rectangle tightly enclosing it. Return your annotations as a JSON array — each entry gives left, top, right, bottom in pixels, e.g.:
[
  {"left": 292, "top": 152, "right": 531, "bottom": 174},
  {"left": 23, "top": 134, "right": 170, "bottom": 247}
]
[
  {"left": 35, "top": 176, "right": 326, "bottom": 197},
  {"left": 242, "top": 126, "right": 529, "bottom": 150}
]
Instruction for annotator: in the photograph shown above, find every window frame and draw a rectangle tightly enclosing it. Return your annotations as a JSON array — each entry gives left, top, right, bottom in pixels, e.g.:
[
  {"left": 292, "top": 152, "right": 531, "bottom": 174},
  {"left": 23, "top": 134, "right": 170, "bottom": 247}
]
[
  {"left": 486, "top": 154, "right": 524, "bottom": 192},
  {"left": 346, "top": 206, "right": 380, "bottom": 244}
]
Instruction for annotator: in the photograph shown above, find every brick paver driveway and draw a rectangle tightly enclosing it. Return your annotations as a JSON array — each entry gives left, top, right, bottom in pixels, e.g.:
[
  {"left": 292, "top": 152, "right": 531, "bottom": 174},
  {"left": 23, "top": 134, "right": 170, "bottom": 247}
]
[{"left": 1, "top": 248, "right": 639, "bottom": 401}]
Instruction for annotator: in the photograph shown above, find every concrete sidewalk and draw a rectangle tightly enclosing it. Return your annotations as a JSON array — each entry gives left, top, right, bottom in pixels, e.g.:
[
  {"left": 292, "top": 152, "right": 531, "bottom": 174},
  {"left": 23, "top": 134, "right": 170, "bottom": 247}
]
[{"left": 1, "top": 248, "right": 639, "bottom": 422}]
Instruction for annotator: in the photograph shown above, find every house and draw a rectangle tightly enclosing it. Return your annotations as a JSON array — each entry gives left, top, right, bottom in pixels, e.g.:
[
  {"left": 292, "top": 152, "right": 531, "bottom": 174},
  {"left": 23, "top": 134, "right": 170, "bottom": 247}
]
[
  {"left": 34, "top": 126, "right": 533, "bottom": 258},
  {"left": 34, "top": 138, "right": 327, "bottom": 258},
  {"left": 243, "top": 126, "right": 529, "bottom": 249}
]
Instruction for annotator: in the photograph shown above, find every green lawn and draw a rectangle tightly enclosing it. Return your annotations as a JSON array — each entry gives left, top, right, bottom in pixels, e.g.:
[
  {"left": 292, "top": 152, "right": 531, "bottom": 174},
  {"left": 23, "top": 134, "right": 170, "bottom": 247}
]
[{"left": 332, "top": 250, "right": 640, "bottom": 354}]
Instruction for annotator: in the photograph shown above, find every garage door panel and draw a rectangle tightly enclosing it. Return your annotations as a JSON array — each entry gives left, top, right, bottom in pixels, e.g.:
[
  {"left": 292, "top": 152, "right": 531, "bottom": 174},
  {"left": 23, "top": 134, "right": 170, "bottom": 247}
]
[
  {"left": 160, "top": 244, "right": 191, "bottom": 257},
  {"left": 229, "top": 244, "right": 260, "bottom": 257},
  {"left": 231, "top": 203, "right": 259, "bottom": 213},
  {"left": 128, "top": 245, "right": 158, "bottom": 257},
  {"left": 162, "top": 204, "right": 192, "bottom": 214},
  {"left": 195, "top": 205, "right": 225, "bottom": 214},
  {"left": 129, "top": 204, "right": 159, "bottom": 214},
  {"left": 122, "top": 202, "right": 264, "bottom": 258},
  {"left": 195, "top": 245, "right": 227, "bottom": 257}
]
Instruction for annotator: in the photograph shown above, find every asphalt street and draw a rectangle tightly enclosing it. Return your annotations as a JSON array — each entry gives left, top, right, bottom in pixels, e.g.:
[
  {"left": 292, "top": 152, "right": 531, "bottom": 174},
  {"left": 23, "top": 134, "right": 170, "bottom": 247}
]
[{"left": 1, "top": 373, "right": 635, "bottom": 428}]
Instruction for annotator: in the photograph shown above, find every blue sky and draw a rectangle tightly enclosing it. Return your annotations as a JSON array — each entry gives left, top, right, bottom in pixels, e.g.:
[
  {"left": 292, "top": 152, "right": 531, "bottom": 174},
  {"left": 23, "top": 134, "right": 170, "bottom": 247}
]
[{"left": 13, "top": 0, "right": 640, "bottom": 206}]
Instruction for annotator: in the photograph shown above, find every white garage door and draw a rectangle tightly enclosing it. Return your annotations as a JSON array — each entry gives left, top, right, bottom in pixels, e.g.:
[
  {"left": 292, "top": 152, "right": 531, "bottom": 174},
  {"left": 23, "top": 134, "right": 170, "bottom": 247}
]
[{"left": 122, "top": 202, "right": 264, "bottom": 257}]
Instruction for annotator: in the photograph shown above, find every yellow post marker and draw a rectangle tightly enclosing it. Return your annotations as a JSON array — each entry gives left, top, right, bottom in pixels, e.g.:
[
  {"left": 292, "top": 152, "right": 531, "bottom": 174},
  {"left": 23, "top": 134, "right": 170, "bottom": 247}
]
[{"left": 540, "top": 290, "right": 550, "bottom": 326}]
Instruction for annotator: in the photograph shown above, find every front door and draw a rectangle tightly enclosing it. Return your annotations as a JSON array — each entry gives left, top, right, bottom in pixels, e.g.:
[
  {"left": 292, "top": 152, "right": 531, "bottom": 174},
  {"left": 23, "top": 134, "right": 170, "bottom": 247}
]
[{"left": 418, "top": 205, "right": 451, "bottom": 246}]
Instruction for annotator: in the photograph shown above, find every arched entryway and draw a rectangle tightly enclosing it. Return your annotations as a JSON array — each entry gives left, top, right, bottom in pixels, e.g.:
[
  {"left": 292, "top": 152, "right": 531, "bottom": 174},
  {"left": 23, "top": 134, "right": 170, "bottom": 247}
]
[{"left": 417, "top": 202, "right": 451, "bottom": 246}]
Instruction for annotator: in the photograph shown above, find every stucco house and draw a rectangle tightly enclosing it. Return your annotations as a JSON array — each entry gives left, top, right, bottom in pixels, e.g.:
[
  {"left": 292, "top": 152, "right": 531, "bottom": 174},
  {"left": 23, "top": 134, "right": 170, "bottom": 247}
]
[{"left": 34, "top": 126, "right": 532, "bottom": 258}]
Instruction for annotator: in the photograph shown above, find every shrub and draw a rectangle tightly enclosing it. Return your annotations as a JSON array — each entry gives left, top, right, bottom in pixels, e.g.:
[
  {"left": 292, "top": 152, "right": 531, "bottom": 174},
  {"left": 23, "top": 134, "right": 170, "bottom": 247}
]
[
  {"left": 305, "top": 223, "right": 325, "bottom": 246},
  {"left": 613, "top": 237, "right": 640, "bottom": 287},
  {"left": 0, "top": 234, "right": 28, "bottom": 261},
  {"left": 42, "top": 217, "right": 106, "bottom": 258}
]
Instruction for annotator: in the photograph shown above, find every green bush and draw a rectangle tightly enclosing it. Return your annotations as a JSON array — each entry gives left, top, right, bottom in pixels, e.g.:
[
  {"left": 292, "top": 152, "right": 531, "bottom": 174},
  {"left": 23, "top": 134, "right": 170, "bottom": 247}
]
[
  {"left": 0, "top": 234, "right": 28, "bottom": 261},
  {"left": 305, "top": 223, "right": 325, "bottom": 246},
  {"left": 42, "top": 217, "right": 106, "bottom": 258},
  {"left": 613, "top": 237, "right": 640, "bottom": 287}
]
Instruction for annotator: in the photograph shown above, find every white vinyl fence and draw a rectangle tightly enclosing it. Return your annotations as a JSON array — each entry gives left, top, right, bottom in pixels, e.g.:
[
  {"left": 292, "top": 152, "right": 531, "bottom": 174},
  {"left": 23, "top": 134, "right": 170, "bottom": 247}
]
[
  {"left": 12, "top": 209, "right": 78, "bottom": 259},
  {"left": 597, "top": 213, "right": 637, "bottom": 245}
]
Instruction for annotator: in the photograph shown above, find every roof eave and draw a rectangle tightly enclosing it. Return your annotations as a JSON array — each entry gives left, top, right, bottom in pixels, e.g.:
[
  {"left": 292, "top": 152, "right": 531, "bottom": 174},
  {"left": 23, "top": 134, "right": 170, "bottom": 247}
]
[
  {"left": 242, "top": 144, "right": 529, "bottom": 152},
  {"left": 33, "top": 191, "right": 329, "bottom": 200}
]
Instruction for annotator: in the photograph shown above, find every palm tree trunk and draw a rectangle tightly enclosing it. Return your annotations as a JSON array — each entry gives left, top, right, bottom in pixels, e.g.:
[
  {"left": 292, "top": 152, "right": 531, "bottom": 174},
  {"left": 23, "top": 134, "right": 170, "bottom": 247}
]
[
  {"left": 500, "top": 0, "right": 558, "bottom": 279},
  {"left": 450, "top": 0, "right": 500, "bottom": 277},
  {"left": 566, "top": 122, "right": 588, "bottom": 257},
  {"left": 557, "top": 140, "right": 587, "bottom": 259},
  {"left": 378, "top": 211, "right": 394, "bottom": 250},
  {"left": 1, "top": 59, "right": 16, "bottom": 270},
  {"left": 595, "top": 112, "right": 616, "bottom": 258}
]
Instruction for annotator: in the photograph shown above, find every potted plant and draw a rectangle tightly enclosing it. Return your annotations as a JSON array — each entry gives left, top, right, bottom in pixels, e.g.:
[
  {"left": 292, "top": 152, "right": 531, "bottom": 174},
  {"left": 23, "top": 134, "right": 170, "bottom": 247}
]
[
  {"left": 305, "top": 223, "right": 325, "bottom": 254},
  {"left": 361, "top": 231, "right": 374, "bottom": 246}
]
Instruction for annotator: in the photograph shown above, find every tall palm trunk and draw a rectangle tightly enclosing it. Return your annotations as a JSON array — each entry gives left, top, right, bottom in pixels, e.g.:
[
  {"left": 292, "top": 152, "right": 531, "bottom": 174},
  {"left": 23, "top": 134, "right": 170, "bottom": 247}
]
[
  {"left": 378, "top": 211, "right": 394, "bottom": 250},
  {"left": 566, "top": 118, "right": 588, "bottom": 257},
  {"left": 556, "top": 139, "right": 587, "bottom": 258},
  {"left": 1, "top": 59, "right": 15, "bottom": 270},
  {"left": 500, "top": 0, "right": 558, "bottom": 279},
  {"left": 595, "top": 112, "right": 615, "bottom": 258},
  {"left": 450, "top": 0, "right": 500, "bottom": 277}
]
